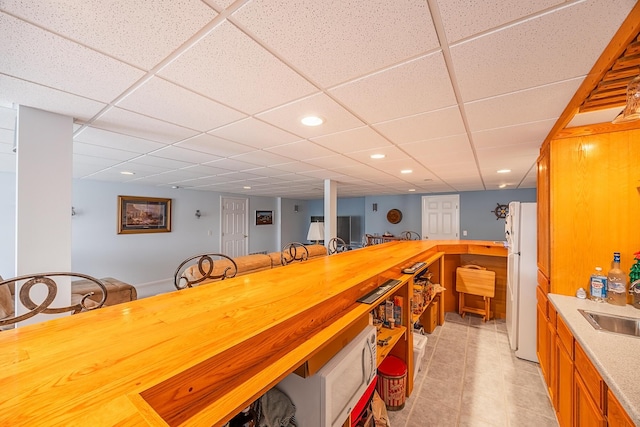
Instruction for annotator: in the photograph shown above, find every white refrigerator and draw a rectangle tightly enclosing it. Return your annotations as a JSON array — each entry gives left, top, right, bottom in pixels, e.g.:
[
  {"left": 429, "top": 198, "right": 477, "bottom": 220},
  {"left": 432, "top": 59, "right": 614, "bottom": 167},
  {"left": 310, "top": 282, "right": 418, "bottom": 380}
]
[{"left": 505, "top": 201, "right": 538, "bottom": 362}]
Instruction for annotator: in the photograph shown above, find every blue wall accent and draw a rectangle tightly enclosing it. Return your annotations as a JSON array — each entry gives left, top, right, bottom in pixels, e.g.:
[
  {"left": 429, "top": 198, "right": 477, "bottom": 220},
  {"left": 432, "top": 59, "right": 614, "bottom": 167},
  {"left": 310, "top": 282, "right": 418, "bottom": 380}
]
[{"left": 305, "top": 188, "right": 537, "bottom": 242}]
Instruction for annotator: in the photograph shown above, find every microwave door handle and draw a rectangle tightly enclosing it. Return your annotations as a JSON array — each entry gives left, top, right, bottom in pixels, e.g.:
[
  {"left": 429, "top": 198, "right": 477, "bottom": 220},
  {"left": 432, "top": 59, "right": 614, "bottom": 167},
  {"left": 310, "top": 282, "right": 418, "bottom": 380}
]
[{"left": 363, "top": 342, "right": 375, "bottom": 382}]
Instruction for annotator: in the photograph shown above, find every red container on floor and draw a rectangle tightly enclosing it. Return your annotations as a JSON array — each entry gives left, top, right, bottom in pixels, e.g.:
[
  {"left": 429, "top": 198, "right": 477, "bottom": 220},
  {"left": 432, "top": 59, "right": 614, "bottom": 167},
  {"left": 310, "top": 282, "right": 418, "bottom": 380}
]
[{"left": 376, "top": 355, "right": 407, "bottom": 410}]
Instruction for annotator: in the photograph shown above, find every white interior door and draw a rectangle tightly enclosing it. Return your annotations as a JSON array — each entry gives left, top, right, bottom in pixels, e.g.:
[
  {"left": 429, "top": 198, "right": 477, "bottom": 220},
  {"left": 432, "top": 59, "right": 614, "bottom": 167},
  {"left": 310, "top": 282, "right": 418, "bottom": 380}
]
[
  {"left": 220, "top": 197, "right": 248, "bottom": 257},
  {"left": 421, "top": 195, "right": 460, "bottom": 240}
]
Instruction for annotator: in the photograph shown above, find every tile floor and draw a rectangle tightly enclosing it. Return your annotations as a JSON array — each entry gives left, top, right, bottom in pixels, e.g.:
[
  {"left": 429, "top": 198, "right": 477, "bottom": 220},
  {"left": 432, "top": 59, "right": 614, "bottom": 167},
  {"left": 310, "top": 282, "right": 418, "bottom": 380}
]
[{"left": 386, "top": 312, "right": 559, "bottom": 427}]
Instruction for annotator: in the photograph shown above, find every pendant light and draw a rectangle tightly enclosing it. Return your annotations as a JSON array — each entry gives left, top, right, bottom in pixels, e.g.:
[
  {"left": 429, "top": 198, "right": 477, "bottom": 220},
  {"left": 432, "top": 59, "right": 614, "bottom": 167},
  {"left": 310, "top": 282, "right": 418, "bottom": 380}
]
[{"left": 612, "top": 74, "right": 640, "bottom": 123}]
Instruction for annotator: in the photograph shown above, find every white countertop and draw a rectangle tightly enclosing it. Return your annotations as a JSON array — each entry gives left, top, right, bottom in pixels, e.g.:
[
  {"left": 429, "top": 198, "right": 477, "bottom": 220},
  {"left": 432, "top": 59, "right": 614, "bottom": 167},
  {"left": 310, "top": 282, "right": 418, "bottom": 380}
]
[{"left": 548, "top": 294, "right": 640, "bottom": 425}]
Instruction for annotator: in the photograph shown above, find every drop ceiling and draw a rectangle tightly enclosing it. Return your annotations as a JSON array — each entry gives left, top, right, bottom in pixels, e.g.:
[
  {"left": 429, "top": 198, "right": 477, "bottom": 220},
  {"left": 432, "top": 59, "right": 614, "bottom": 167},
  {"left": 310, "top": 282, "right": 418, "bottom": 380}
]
[{"left": 0, "top": 0, "right": 636, "bottom": 199}]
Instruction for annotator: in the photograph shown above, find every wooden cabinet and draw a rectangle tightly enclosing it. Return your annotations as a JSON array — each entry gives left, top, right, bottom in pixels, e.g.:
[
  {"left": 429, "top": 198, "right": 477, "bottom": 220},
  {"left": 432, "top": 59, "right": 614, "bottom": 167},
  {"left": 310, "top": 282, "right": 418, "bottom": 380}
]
[
  {"left": 536, "top": 286, "right": 550, "bottom": 387},
  {"left": 536, "top": 142, "right": 550, "bottom": 282},
  {"left": 555, "top": 316, "right": 573, "bottom": 427},
  {"left": 547, "top": 131, "right": 640, "bottom": 296},
  {"left": 607, "top": 389, "right": 636, "bottom": 427},
  {"left": 541, "top": 311, "right": 636, "bottom": 427},
  {"left": 575, "top": 372, "right": 606, "bottom": 427}
]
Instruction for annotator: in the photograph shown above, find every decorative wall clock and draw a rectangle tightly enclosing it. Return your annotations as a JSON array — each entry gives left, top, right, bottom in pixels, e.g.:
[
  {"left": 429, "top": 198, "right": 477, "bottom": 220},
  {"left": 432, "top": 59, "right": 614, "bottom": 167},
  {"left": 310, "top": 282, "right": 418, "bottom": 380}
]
[
  {"left": 386, "top": 209, "right": 402, "bottom": 224},
  {"left": 493, "top": 203, "right": 509, "bottom": 220}
]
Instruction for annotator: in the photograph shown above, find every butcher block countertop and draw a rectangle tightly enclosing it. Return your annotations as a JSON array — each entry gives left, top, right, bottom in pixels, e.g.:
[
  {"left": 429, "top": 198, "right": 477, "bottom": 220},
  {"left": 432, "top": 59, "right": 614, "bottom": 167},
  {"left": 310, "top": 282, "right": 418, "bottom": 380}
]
[{"left": 0, "top": 240, "right": 506, "bottom": 426}]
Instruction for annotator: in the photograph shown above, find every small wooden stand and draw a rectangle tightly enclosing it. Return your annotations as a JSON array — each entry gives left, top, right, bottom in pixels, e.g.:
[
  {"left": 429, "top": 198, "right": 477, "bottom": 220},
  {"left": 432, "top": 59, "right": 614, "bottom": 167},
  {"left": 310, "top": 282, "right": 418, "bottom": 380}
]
[{"left": 456, "top": 265, "right": 495, "bottom": 322}]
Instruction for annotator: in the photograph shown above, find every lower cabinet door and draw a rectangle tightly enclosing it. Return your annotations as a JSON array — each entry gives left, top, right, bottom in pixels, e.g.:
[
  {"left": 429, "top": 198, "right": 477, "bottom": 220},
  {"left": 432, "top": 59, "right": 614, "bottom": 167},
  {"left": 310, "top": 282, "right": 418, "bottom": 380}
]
[
  {"left": 607, "top": 389, "right": 635, "bottom": 427},
  {"left": 556, "top": 340, "right": 573, "bottom": 427},
  {"left": 574, "top": 372, "right": 605, "bottom": 427}
]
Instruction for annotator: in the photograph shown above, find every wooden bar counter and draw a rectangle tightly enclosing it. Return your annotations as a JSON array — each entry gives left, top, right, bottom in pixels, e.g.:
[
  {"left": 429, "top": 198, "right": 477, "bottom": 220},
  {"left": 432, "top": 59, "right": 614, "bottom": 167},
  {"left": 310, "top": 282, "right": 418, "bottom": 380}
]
[{"left": 0, "top": 240, "right": 505, "bottom": 426}]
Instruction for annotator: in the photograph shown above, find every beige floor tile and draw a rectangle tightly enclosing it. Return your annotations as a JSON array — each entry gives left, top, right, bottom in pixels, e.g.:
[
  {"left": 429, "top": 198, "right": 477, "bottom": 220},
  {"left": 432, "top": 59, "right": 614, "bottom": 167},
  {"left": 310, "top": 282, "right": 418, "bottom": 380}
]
[{"left": 392, "top": 312, "right": 558, "bottom": 426}]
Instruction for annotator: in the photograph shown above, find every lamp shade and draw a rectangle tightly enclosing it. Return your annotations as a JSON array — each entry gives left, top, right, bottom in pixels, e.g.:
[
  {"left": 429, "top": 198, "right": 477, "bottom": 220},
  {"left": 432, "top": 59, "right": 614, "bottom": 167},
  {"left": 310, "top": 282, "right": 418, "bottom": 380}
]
[{"left": 307, "top": 222, "right": 325, "bottom": 242}]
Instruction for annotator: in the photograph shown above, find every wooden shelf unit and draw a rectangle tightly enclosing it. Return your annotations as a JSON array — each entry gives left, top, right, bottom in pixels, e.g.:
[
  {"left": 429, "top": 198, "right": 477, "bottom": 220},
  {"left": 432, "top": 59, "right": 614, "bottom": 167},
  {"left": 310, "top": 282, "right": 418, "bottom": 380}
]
[
  {"left": 376, "top": 325, "right": 407, "bottom": 367},
  {"left": 409, "top": 252, "right": 445, "bottom": 333}
]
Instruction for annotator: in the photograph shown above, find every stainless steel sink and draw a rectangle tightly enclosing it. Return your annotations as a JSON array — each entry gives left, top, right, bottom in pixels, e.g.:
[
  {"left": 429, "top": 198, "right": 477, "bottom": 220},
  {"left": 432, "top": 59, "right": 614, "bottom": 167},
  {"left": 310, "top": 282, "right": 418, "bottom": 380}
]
[{"left": 578, "top": 309, "right": 640, "bottom": 338}]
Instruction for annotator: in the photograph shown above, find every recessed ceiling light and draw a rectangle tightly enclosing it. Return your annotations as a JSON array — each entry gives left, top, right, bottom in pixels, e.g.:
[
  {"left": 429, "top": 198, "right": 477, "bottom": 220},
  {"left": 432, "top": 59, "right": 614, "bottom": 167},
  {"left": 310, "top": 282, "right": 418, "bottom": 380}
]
[
  {"left": 301, "top": 116, "right": 323, "bottom": 126},
  {"left": 499, "top": 184, "right": 508, "bottom": 188},
  {"left": 370, "top": 153, "right": 385, "bottom": 159},
  {"left": 401, "top": 169, "right": 412, "bottom": 174},
  {"left": 408, "top": 189, "right": 416, "bottom": 192},
  {"left": 497, "top": 169, "right": 511, "bottom": 174},
  {"left": 120, "top": 171, "right": 135, "bottom": 175},
  {"left": 243, "top": 186, "right": 251, "bottom": 189}
]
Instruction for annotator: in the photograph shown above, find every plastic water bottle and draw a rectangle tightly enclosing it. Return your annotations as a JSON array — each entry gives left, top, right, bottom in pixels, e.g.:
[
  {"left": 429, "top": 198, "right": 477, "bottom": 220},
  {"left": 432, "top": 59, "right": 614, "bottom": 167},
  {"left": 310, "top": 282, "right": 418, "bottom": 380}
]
[
  {"left": 589, "top": 267, "right": 607, "bottom": 302},
  {"left": 607, "top": 252, "right": 627, "bottom": 306}
]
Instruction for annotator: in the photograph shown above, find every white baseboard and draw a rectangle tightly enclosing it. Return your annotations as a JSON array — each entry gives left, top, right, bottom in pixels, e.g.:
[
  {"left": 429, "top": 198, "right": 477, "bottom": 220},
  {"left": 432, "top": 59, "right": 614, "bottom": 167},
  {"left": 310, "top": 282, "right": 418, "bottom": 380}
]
[{"left": 134, "top": 278, "right": 174, "bottom": 299}]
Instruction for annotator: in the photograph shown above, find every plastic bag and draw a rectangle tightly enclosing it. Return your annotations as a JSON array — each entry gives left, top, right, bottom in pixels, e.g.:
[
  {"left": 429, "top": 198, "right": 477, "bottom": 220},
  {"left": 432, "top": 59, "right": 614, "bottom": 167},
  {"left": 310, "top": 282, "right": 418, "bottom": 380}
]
[{"left": 371, "top": 390, "right": 390, "bottom": 427}]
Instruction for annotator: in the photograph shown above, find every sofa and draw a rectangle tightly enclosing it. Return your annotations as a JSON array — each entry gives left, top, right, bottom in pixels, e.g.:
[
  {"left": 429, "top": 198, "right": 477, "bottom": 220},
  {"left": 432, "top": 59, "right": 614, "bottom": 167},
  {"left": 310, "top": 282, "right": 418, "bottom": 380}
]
[
  {"left": 0, "top": 275, "right": 137, "bottom": 323},
  {"left": 183, "top": 244, "right": 328, "bottom": 286}
]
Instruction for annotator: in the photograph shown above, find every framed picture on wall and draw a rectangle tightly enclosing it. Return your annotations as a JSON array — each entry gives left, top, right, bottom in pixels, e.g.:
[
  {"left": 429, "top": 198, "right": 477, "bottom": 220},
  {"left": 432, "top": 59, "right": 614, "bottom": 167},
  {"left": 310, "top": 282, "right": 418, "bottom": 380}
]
[
  {"left": 118, "top": 195, "right": 172, "bottom": 234},
  {"left": 256, "top": 210, "right": 273, "bottom": 225}
]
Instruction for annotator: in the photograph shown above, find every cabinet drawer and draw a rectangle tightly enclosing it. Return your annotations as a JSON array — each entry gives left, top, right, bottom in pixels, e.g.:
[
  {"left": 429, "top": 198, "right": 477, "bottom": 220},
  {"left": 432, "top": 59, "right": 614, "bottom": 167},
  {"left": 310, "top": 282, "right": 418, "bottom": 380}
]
[
  {"left": 537, "top": 269, "right": 550, "bottom": 294},
  {"left": 536, "top": 285, "right": 548, "bottom": 319},
  {"left": 575, "top": 342, "right": 605, "bottom": 412},
  {"left": 556, "top": 315, "right": 573, "bottom": 357}
]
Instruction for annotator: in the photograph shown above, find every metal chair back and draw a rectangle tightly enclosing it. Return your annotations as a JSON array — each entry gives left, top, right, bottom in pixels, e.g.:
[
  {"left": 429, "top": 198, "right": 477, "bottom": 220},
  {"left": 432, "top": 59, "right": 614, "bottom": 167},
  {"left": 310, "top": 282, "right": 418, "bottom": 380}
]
[
  {"left": 0, "top": 272, "right": 107, "bottom": 327},
  {"left": 327, "top": 237, "right": 348, "bottom": 254},
  {"left": 174, "top": 253, "right": 238, "bottom": 290},
  {"left": 281, "top": 242, "right": 309, "bottom": 265}
]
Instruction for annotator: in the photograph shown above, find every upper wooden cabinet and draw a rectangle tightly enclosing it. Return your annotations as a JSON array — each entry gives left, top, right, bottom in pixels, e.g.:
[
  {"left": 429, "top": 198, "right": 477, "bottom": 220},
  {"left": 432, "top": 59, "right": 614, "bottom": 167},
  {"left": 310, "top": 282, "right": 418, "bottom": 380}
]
[
  {"left": 542, "top": 130, "right": 640, "bottom": 296},
  {"left": 536, "top": 142, "right": 550, "bottom": 283}
]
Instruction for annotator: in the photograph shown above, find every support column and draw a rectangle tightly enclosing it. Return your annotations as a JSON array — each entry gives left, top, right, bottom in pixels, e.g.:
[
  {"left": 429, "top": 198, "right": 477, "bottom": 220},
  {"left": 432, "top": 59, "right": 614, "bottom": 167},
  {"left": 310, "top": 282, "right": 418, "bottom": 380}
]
[
  {"left": 323, "top": 179, "right": 337, "bottom": 244},
  {"left": 15, "top": 106, "right": 73, "bottom": 324}
]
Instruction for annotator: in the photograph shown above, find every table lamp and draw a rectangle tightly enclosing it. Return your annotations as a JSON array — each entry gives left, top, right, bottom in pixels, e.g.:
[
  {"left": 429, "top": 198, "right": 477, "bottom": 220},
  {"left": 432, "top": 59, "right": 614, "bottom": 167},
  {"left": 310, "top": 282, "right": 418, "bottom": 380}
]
[{"left": 307, "top": 222, "right": 325, "bottom": 244}]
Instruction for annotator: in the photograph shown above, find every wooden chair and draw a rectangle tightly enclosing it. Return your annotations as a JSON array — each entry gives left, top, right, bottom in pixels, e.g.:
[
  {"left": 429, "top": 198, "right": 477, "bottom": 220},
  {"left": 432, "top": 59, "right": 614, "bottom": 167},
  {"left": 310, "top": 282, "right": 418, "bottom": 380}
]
[
  {"left": 280, "top": 242, "right": 309, "bottom": 265},
  {"left": 400, "top": 231, "right": 421, "bottom": 240},
  {"left": 0, "top": 272, "right": 107, "bottom": 328},
  {"left": 455, "top": 265, "right": 496, "bottom": 322},
  {"left": 174, "top": 253, "right": 238, "bottom": 290},
  {"left": 327, "top": 237, "right": 348, "bottom": 254}
]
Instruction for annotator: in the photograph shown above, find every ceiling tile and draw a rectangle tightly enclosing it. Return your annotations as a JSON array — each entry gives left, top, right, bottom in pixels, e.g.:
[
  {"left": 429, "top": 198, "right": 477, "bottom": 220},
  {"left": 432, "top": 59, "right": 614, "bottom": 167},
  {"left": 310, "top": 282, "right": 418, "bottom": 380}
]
[
  {"left": 231, "top": 151, "right": 295, "bottom": 167},
  {"left": 90, "top": 107, "right": 198, "bottom": 144},
  {"left": 73, "top": 141, "right": 142, "bottom": 162},
  {"left": 256, "top": 93, "right": 364, "bottom": 137},
  {"left": 311, "top": 127, "right": 393, "bottom": 153},
  {"left": 437, "top": 0, "right": 564, "bottom": 43},
  {"left": 330, "top": 52, "right": 457, "bottom": 123},
  {"left": 265, "top": 140, "right": 336, "bottom": 161},
  {"left": 465, "top": 77, "right": 583, "bottom": 132},
  {"left": 208, "top": 117, "right": 301, "bottom": 149},
  {"left": 0, "top": 74, "right": 106, "bottom": 122},
  {"left": 450, "top": 0, "right": 635, "bottom": 101},
  {"left": 74, "top": 126, "right": 166, "bottom": 153},
  {"left": 1, "top": 0, "right": 217, "bottom": 70},
  {"left": 471, "top": 119, "right": 557, "bottom": 150},
  {"left": 175, "top": 134, "right": 254, "bottom": 157},
  {"left": 0, "top": 13, "right": 144, "bottom": 102},
  {"left": 567, "top": 107, "right": 622, "bottom": 127},
  {"left": 117, "top": 77, "right": 246, "bottom": 132},
  {"left": 399, "top": 134, "right": 472, "bottom": 161},
  {"left": 232, "top": 0, "right": 439, "bottom": 86},
  {"left": 374, "top": 107, "right": 466, "bottom": 144},
  {"left": 149, "top": 145, "right": 222, "bottom": 164},
  {"left": 158, "top": 21, "right": 316, "bottom": 114}
]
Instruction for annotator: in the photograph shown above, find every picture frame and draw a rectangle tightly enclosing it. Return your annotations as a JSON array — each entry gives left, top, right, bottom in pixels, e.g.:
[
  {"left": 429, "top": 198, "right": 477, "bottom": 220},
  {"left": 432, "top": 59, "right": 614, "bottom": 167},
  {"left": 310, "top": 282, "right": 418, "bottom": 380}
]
[
  {"left": 118, "top": 195, "right": 172, "bottom": 234},
  {"left": 256, "top": 210, "right": 273, "bottom": 225}
]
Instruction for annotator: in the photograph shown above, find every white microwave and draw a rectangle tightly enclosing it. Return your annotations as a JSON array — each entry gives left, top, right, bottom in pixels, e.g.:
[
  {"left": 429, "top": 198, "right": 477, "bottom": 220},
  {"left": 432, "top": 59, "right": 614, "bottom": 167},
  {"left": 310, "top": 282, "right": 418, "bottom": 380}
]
[{"left": 277, "top": 325, "right": 377, "bottom": 427}]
